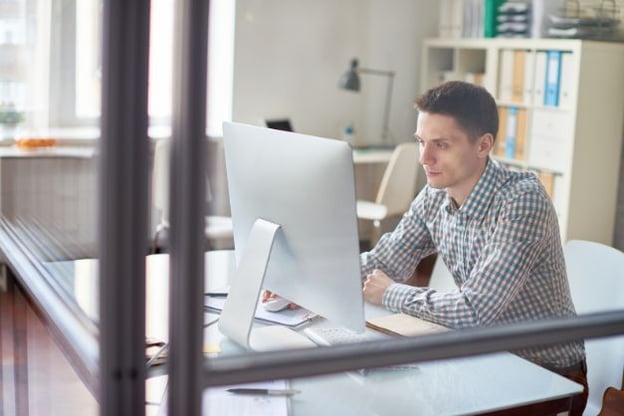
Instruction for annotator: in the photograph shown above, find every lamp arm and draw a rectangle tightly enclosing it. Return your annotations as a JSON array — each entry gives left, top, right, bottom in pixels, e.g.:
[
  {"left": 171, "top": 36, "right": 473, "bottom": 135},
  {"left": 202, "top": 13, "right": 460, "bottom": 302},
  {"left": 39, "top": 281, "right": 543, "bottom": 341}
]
[
  {"left": 354, "top": 67, "right": 395, "bottom": 144},
  {"left": 358, "top": 68, "right": 395, "bottom": 77}
]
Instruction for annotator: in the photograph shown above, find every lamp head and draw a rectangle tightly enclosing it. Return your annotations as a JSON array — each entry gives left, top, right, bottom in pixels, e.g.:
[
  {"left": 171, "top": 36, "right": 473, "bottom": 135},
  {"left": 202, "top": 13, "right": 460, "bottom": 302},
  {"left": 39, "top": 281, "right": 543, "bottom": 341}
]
[{"left": 338, "top": 58, "right": 360, "bottom": 92}]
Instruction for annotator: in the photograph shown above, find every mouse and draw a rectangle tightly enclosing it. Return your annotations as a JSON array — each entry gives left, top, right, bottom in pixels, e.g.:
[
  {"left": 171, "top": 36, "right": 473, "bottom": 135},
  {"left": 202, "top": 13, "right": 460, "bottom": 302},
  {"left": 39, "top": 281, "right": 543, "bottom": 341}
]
[{"left": 262, "top": 296, "right": 291, "bottom": 312}]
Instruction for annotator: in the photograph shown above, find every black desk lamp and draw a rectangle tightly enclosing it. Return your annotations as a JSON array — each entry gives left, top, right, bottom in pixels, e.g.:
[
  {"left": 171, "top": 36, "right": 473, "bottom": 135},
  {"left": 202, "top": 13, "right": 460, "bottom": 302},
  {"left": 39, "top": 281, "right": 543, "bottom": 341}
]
[{"left": 339, "top": 58, "right": 395, "bottom": 145}]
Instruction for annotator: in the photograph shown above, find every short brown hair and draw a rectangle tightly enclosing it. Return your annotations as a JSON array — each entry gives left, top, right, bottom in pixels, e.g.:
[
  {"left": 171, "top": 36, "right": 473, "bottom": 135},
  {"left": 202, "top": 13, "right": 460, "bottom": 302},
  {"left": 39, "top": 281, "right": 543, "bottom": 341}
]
[{"left": 414, "top": 81, "right": 498, "bottom": 141}]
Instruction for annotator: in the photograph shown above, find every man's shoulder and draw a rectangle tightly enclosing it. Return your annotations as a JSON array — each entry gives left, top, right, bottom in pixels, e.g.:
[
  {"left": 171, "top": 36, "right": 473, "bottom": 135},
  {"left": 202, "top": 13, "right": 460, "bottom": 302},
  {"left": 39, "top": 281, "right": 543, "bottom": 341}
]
[
  {"left": 498, "top": 169, "right": 543, "bottom": 198},
  {"left": 495, "top": 169, "right": 552, "bottom": 211}
]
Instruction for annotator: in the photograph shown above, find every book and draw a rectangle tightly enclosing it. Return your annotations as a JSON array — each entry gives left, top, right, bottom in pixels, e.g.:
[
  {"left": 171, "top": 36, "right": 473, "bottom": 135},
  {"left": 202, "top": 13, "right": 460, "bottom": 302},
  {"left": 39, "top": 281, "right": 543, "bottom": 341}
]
[{"left": 366, "top": 313, "right": 450, "bottom": 337}]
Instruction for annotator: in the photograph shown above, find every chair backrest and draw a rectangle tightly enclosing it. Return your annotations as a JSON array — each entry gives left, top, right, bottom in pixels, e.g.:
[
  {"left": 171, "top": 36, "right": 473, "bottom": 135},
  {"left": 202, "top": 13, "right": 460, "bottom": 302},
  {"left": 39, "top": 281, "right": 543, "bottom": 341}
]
[
  {"left": 152, "top": 138, "right": 228, "bottom": 224},
  {"left": 563, "top": 240, "right": 624, "bottom": 415},
  {"left": 428, "top": 255, "right": 457, "bottom": 292},
  {"left": 152, "top": 139, "right": 171, "bottom": 227},
  {"left": 375, "top": 142, "right": 420, "bottom": 217}
]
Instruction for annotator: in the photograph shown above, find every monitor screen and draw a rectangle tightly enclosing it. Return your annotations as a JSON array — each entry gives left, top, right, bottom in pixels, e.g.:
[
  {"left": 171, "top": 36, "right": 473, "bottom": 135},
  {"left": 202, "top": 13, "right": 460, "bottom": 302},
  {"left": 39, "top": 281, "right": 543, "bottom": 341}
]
[
  {"left": 222, "top": 122, "right": 365, "bottom": 333},
  {"left": 264, "top": 118, "right": 293, "bottom": 132}
]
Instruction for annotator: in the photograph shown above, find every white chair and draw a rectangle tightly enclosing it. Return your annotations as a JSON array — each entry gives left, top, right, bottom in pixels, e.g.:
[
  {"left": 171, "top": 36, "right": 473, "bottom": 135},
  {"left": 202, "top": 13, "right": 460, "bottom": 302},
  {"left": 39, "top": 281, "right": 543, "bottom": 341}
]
[
  {"left": 428, "top": 255, "right": 457, "bottom": 292},
  {"left": 564, "top": 240, "right": 624, "bottom": 416},
  {"left": 152, "top": 139, "right": 234, "bottom": 252},
  {"left": 356, "top": 142, "right": 420, "bottom": 245}
]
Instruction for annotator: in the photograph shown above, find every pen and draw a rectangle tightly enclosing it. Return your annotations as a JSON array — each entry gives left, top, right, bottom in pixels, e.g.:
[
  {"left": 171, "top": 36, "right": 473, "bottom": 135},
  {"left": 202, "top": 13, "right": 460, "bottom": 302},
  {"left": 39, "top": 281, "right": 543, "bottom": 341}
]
[{"left": 226, "top": 388, "right": 301, "bottom": 396}]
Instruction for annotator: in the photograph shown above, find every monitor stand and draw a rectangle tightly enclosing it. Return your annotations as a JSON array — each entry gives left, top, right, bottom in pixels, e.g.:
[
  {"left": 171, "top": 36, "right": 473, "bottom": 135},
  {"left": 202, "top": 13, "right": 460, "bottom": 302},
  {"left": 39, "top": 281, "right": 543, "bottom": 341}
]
[{"left": 218, "top": 218, "right": 316, "bottom": 351}]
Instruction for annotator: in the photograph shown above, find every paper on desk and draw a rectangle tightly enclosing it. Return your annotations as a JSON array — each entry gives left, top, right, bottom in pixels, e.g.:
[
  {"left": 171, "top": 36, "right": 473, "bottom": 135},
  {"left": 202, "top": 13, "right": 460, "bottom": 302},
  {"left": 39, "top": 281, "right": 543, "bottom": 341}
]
[
  {"left": 366, "top": 313, "right": 450, "bottom": 337},
  {"left": 205, "top": 296, "right": 315, "bottom": 327},
  {"left": 203, "top": 380, "right": 289, "bottom": 416}
]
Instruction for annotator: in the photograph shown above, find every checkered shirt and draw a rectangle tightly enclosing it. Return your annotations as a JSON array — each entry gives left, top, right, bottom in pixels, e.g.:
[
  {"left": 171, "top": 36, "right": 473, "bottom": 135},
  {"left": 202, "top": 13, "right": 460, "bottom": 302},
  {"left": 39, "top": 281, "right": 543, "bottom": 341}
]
[{"left": 361, "top": 159, "right": 585, "bottom": 369}]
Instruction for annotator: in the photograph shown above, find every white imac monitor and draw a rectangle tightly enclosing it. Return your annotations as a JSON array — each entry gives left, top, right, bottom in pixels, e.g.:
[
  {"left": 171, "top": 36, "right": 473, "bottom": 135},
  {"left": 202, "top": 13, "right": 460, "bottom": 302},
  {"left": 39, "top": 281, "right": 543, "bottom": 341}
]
[{"left": 219, "top": 122, "right": 365, "bottom": 350}]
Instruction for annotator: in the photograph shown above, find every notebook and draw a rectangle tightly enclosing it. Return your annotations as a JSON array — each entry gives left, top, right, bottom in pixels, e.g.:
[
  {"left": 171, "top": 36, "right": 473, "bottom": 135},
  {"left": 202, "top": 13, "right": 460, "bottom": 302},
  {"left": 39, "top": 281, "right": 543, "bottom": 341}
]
[{"left": 366, "top": 313, "right": 450, "bottom": 337}]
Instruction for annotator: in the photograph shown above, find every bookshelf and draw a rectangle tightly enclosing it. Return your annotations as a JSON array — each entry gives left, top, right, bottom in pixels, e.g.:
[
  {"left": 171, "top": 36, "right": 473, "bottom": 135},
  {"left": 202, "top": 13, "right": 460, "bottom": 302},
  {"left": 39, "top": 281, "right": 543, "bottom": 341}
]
[{"left": 421, "top": 38, "right": 624, "bottom": 244}]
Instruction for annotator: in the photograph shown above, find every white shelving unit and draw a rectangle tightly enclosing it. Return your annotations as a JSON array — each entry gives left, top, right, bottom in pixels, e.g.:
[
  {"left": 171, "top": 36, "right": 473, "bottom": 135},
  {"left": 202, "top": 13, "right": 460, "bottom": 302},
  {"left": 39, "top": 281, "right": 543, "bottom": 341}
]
[{"left": 421, "top": 38, "right": 624, "bottom": 245}]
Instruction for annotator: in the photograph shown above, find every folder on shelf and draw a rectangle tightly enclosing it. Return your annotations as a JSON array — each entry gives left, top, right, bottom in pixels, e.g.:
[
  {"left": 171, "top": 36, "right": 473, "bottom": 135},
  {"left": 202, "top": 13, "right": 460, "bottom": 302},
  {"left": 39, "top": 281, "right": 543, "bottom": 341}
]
[
  {"left": 484, "top": 0, "right": 506, "bottom": 37},
  {"left": 523, "top": 51, "right": 535, "bottom": 105},
  {"left": 538, "top": 171, "right": 555, "bottom": 198},
  {"left": 511, "top": 50, "right": 526, "bottom": 103},
  {"left": 544, "top": 50, "right": 562, "bottom": 107},
  {"left": 533, "top": 51, "right": 548, "bottom": 106},
  {"left": 495, "top": 106, "right": 508, "bottom": 157},
  {"left": 505, "top": 106, "right": 518, "bottom": 159},
  {"left": 558, "top": 52, "right": 574, "bottom": 109},
  {"left": 498, "top": 49, "right": 514, "bottom": 101},
  {"left": 451, "top": 0, "right": 464, "bottom": 38},
  {"left": 515, "top": 108, "right": 527, "bottom": 161},
  {"left": 439, "top": 0, "right": 453, "bottom": 37}
]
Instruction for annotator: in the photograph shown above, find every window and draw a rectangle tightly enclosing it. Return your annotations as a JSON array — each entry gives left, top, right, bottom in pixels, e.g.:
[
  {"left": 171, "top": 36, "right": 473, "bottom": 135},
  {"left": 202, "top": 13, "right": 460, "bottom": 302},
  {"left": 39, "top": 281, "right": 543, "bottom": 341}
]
[{"left": 70, "top": 0, "right": 234, "bottom": 133}]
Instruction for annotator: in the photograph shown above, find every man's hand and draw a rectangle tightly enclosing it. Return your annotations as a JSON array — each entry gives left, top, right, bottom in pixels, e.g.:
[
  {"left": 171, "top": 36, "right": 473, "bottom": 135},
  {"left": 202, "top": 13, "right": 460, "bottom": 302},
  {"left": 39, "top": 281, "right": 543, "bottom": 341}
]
[
  {"left": 261, "top": 290, "right": 298, "bottom": 310},
  {"left": 363, "top": 269, "right": 395, "bottom": 305}
]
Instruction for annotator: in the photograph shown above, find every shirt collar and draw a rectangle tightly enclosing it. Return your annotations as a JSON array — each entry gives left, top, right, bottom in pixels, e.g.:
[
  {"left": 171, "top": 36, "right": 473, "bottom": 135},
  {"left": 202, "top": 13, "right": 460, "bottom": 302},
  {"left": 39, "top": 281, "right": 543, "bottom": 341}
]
[{"left": 444, "top": 159, "right": 504, "bottom": 221}]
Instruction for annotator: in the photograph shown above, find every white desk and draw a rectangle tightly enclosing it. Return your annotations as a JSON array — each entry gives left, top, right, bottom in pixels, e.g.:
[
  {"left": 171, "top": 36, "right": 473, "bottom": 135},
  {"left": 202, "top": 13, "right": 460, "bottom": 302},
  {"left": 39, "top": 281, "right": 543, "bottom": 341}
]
[
  {"left": 352, "top": 148, "right": 394, "bottom": 165},
  {"left": 197, "top": 251, "right": 582, "bottom": 416},
  {"left": 62, "top": 252, "right": 583, "bottom": 415}
]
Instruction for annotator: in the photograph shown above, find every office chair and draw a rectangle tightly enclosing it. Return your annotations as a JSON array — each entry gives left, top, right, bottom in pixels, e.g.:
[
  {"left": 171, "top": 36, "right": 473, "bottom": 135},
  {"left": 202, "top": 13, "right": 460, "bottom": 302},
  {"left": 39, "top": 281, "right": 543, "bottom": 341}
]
[
  {"left": 356, "top": 142, "right": 420, "bottom": 246},
  {"left": 151, "top": 139, "right": 234, "bottom": 252},
  {"left": 564, "top": 240, "right": 624, "bottom": 416}
]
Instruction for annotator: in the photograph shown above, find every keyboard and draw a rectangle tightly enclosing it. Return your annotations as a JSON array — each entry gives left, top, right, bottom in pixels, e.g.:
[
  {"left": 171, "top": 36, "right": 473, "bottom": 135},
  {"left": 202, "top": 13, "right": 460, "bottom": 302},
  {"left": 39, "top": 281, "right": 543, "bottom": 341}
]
[
  {"left": 303, "top": 326, "right": 386, "bottom": 346},
  {"left": 303, "top": 326, "right": 420, "bottom": 378}
]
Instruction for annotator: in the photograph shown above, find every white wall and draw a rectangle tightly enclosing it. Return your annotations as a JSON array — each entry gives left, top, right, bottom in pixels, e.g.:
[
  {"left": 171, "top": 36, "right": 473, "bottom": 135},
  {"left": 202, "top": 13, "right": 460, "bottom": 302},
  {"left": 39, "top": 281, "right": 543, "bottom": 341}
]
[{"left": 232, "top": 0, "right": 439, "bottom": 145}]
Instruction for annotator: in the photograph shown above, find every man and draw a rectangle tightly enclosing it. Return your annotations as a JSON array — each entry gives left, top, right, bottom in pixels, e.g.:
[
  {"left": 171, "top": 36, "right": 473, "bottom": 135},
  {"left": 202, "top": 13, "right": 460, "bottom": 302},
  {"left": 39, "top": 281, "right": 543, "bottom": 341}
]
[{"left": 361, "top": 81, "right": 588, "bottom": 415}]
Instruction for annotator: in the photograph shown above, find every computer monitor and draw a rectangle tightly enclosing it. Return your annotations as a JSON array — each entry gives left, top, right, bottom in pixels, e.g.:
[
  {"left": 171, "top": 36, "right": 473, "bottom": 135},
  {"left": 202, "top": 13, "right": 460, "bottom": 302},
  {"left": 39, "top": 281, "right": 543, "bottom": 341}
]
[
  {"left": 219, "top": 121, "right": 365, "bottom": 350},
  {"left": 264, "top": 118, "right": 294, "bottom": 132}
]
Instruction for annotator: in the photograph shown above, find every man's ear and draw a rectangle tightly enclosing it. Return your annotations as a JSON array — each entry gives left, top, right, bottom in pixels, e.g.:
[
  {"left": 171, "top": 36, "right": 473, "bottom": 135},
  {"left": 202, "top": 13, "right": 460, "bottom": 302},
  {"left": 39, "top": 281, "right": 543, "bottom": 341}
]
[{"left": 477, "top": 133, "right": 494, "bottom": 157}]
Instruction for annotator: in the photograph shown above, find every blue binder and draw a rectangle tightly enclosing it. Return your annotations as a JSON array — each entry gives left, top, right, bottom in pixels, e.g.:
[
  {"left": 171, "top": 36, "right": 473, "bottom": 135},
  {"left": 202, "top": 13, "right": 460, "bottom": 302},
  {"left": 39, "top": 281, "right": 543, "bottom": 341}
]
[
  {"left": 505, "top": 106, "right": 518, "bottom": 159},
  {"left": 544, "top": 50, "right": 562, "bottom": 106}
]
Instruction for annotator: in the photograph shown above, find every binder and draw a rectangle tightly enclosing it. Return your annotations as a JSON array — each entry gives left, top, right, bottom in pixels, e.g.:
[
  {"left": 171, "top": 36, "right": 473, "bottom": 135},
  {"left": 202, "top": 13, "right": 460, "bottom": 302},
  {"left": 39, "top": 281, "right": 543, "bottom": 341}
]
[
  {"left": 495, "top": 106, "right": 508, "bottom": 157},
  {"left": 484, "top": 0, "right": 506, "bottom": 37},
  {"left": 538, "top": 171, "right": 555, "bottom": 198},
  {"left": 523, "top": 51, "right": 535, "bottom": 105},
  {"left": 544, "top": 50, "right": 562, "bottom": 107},
  {"left": 439, "top": 0, "right": 452, "bottom": 37},
  {"left": 558, "top": 52, "right": 574, "bottom": 109},
  {"left": 505, "top": 106, "right": 518, "bottom": 159},
  {"left": 533, "top": 51, "right": 547, "bottom": 106},
  {"left": 515, "top": 108, "right": 528, "bottom": 160},
  {"left": 498, "top": 49, "right": 514, "bottom": 101},
  {"left": 451, "top": 0, "right": 464, "bottom": 38},
  {"left": 511, "top": 50, "right": 526, "bottom": 103}
]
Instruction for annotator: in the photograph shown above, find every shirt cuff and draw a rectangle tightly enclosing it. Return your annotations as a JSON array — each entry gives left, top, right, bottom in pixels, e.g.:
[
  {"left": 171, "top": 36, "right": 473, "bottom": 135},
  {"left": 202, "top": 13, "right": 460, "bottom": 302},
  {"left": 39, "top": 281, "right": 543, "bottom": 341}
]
[{"left": 382, "top": 283, "right": 417, "bottom": 313}]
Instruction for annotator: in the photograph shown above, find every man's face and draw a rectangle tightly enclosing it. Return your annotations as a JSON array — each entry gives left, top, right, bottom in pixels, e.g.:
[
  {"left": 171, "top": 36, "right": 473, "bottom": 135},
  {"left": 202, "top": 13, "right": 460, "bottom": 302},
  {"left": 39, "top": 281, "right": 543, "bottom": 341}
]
[{"left": 415, "top": 112, "right": 491, "bottom": 204}]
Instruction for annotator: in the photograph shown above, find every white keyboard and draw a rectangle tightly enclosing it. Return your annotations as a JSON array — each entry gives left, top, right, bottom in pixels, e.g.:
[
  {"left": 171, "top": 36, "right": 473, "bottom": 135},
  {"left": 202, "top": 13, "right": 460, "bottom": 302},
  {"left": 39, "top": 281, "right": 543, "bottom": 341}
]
[
  {"left": 303, "top": 326, "right": 420, "bottom": 378},
  {"left": 303, "top": 326, "right": 386, "bottom": 346}
]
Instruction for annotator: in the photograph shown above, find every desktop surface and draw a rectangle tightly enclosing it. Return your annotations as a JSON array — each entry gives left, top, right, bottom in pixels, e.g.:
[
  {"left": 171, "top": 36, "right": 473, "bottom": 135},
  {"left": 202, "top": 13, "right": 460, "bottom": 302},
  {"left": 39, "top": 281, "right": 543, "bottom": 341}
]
[{"left": 45, "top": 252, "right": 583, "bottom": 415}]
